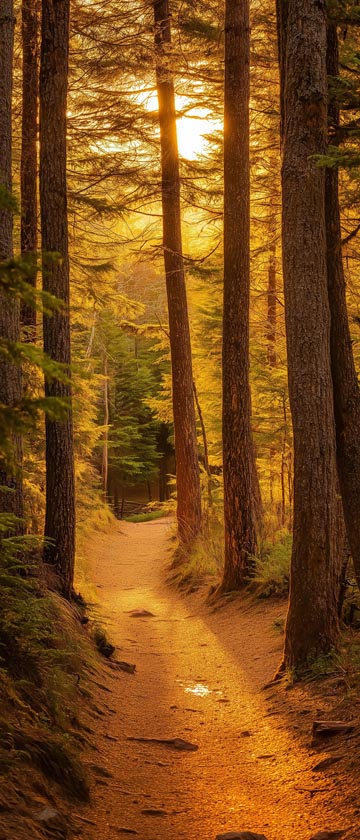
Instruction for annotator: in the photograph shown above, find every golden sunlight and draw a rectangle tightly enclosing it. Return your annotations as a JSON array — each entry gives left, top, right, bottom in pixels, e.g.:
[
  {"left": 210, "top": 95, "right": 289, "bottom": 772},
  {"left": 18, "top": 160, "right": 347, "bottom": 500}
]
[
  {"left": 140, "top": 90, "right": 221, "bottom": 160},
  {"left": 176, "top": 108, "right": 220, "bottom": 159}
]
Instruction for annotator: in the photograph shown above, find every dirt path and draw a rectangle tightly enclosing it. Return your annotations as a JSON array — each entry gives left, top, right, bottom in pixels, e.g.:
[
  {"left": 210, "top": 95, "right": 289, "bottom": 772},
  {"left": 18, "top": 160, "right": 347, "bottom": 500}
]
[{"left": 78, "top": 519, "right": 357, "bottom": 840}]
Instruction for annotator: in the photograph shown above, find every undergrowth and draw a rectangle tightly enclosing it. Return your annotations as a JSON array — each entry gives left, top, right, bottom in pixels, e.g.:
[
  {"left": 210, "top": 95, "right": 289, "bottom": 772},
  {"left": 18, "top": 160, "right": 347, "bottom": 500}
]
[
  {"left": 169, "top": 513, "right": 224, "bottom": 589},
  {"left": 75, "top": 494, "right": 115, "bottom": 599},
  {"left": 252, "top": 533, "right": 292, "bottom": 597},
  {"left": 168, "top": 510, "right": 292, "bottom": 598},
  {"left": 0, "top": 519, "right": 91, "bottom": 804},
  {"left": 125, "top": 507, "right": 168, "bottom": 523}
]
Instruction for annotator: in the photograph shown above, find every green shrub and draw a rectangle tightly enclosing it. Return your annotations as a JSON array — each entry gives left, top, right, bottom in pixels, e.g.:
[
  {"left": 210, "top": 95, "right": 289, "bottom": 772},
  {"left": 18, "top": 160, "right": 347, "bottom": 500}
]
[{"left": 253, "top": 533, "right": 292, "bottom": 597}]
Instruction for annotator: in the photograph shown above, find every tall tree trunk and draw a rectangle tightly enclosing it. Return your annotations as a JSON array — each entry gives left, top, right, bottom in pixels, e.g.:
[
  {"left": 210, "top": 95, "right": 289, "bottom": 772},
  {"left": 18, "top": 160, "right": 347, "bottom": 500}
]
[
  {"left": 267, "top": 218, "right": 277, "bottom": 513},
  {"left": 40, "top": 0, "right": 75, "bottom": 598},
  {"left": 193, "top": 380, "right": 212, "bottom": 509},
  {"left": 153, "top": 0, "right": 202, "bottom": 548},
  {"left": 275, "top": 0, "right": 289, "bottom": 149},
  {"left": 20, "top": 0, "right": 39, "bottom": 334},
  {"left": 326, "top": 23, "right": 360, "bottom": 591},
  {"left": 266, "top": 241, "right": 277, "bottom": 368},
  {"left": 0, "top": 0, "right": 24, "bottom": 531},
  {"left": 220, "top": 0, "right": 259, "bottom": 591},
  {"left": 280, "top": 0, "right": 339, "bottom": 669},
  {"left": 102, "top": 352, "right": 109, "bottom": 501}
]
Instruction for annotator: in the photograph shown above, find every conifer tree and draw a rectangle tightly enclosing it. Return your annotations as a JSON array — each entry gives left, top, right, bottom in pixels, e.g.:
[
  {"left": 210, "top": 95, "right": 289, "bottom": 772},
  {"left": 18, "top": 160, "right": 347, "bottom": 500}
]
[
  {"left": 0, "top": 0, "right": 24, "bottom": 532},
  {"left": 153, "top": 0, "right": 202, "bottom": 547},
  {"left": 20, "top": 0, "right": 39, "bottom": 333},
  {"left": 325, "top": 16, "right": 360, "bottom": 591},
  {"left": 40, "top": 0, "right": 75, "bottom": 597},
  {"left": 277, "top": 0, "right": 340, "bottom": 668},
  {"left": 220, "top": 0, "right": 259, "bottom": 591}
]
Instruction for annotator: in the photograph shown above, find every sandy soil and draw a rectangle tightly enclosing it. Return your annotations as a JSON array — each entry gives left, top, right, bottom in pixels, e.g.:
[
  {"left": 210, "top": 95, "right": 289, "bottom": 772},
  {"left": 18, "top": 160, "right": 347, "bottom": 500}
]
[{"left": 76, "top": 519, "right": 359, "bottom": 840}]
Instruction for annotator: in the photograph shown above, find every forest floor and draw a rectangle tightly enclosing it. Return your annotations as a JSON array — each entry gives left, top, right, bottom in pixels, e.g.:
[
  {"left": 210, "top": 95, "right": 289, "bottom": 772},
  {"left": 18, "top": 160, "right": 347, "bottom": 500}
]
[{"left": 75, "top": 518, "right": 360, "bottom": 840}]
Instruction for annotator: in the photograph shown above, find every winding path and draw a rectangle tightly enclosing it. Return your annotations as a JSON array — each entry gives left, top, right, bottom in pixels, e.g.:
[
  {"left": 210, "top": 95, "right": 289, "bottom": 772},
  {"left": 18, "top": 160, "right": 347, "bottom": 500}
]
[{"left": 78, "top": 519, "right": 356, "bottom": 840}]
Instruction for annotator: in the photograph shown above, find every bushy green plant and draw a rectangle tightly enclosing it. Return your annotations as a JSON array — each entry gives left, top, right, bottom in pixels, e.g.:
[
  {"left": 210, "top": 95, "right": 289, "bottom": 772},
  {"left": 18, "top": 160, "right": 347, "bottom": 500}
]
[{"left": 253, "top": 533, "right": 292, "bottom": 597}]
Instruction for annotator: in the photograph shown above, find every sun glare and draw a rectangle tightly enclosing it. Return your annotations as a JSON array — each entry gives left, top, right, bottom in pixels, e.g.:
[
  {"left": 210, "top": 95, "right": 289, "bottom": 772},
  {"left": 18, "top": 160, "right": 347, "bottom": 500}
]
[
  {"left": 176, "top": 110, "right": 220, "bottom": 160},
  {"left": 138, "top": 90, "right": 221, "bottom": 160}
]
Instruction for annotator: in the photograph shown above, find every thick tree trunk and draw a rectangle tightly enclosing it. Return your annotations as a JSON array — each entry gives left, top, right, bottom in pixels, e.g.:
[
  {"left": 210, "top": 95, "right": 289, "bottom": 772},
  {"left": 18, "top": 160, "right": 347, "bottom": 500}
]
[
  {"left": 326, "top": 23, "right": 360, "bottom": 591},
  {"left": 220, "top": 0, "right": 258, "bottom": 591},
  {"left": 280, "top": 0, "right": 339, "bottom": 668},
  {"left": 20, "top": 0, "right": 39, "bottom": 333},
  {"left": 0, "top": 0, "right": 24, "bottom": 531},
  {"left": 40, "top": 0, "right": 75, "bottom": 598},
  {"left": 153, "top": 0, "right": 202, "bottom": 547}
]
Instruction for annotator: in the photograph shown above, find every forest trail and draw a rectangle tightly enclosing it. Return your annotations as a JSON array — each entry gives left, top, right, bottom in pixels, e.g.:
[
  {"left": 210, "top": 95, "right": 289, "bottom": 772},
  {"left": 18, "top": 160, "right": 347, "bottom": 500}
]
[{"left": 79, "top": 519, "right": 356, "bottom": 840}]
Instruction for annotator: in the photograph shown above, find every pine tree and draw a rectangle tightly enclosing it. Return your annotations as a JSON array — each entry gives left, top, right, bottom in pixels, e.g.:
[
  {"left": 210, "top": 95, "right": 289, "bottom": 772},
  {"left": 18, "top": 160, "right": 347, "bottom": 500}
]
[
  {"left": 153, "top": 0, "right": 202, "bottom": 547},
  {"left": 278, "top": 0, "right": 340, "bottom": 669},
  {"left": 325, "top": 17, "right": 360, "bottom": 591},
  {"left": 40, "top": 0, "right": 75, "bottom": 598},
  {"left": 0, "top": 0, "right": 24, "bottom": 532},
  {"left": 20, "top": 0, "right": 39, "bottom": 333},
  {"left": 220, "top": 0, "right": 260, "bottom": 591}
]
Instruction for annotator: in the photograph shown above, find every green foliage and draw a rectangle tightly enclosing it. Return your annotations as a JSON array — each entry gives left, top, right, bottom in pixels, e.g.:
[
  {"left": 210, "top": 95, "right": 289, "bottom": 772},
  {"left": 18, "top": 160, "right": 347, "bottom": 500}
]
[
  {"left": 253, "top": 534, "right": 292, "bottom": 598},
  {"left": 327, "top": 0, "right": 360, "bottom": 23},
  {"left": 90, "top": 309, "right": 168, "bottom": 492},
  {"left": 0, "top": 248, "right": 71, "bottom": 477},
  {"left": 0, "top": 252, "right": 62, "bottom": 314},
  {"left": 314, "top": 146, "right": 360, "bottom": 170},
  {"left": 1, "top": 526, "right": 68, "bottom": 707},
  {"left": 124, "top": 506, "right": 170, "bottom": 522},
  {"left": 0, "top": 519, "right": 91, "bottom": 797},
  {"left": 0, "top": 527, "right": 70, "bottom": 704},
  {"left": 304, "top": 650, "right": 336, "bottom": 678},
  {"left": 180, "top": 14, "right": 221, "bottom": 43},
  {"left": 0, "top": 184, "right": 18, "bottom": 214}
]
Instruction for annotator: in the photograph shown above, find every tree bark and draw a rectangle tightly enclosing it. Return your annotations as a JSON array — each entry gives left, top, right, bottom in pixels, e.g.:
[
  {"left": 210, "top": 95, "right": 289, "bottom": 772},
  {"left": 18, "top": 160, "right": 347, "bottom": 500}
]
[
  {"left": 220, "top": 0, "right": 259, "bottom": 591},
  {"left": 267, "top": 228, "right": 277, "bottom": 512},
  {"left": 0, "top": 0, "right": 24, "bottom": 531},
  {"left": 20, "top": 0, "right": 39, "bottom": 333},
  {"left": 102, "top": 352, "right": 109, "bottom": 501},
  {"left": 193, "top": 380, "right": 212, "bottom": 509},
  {"left": 275, "top": 0, "right": 289, "bottom": 149},
  {"left": 40, "top": 0, "right": 75, "bottom": 598},
  {"left": 325, "top": 23, "right": 360, "bottom": 592},
  {"left": 266, "top": 239, "right": 277, "bottom": 368},
  {"left": 280, "top": 0, "right": 339, "bottom": 668},
  {"left": 153, "top": 0, "right": 202, "bottom": 547}
]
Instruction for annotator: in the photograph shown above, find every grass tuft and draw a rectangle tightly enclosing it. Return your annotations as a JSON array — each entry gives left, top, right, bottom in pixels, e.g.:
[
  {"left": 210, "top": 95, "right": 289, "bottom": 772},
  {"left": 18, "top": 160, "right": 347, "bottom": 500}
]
[{"left": 169, "top": 515, "right": 224, "bottom": 590}]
